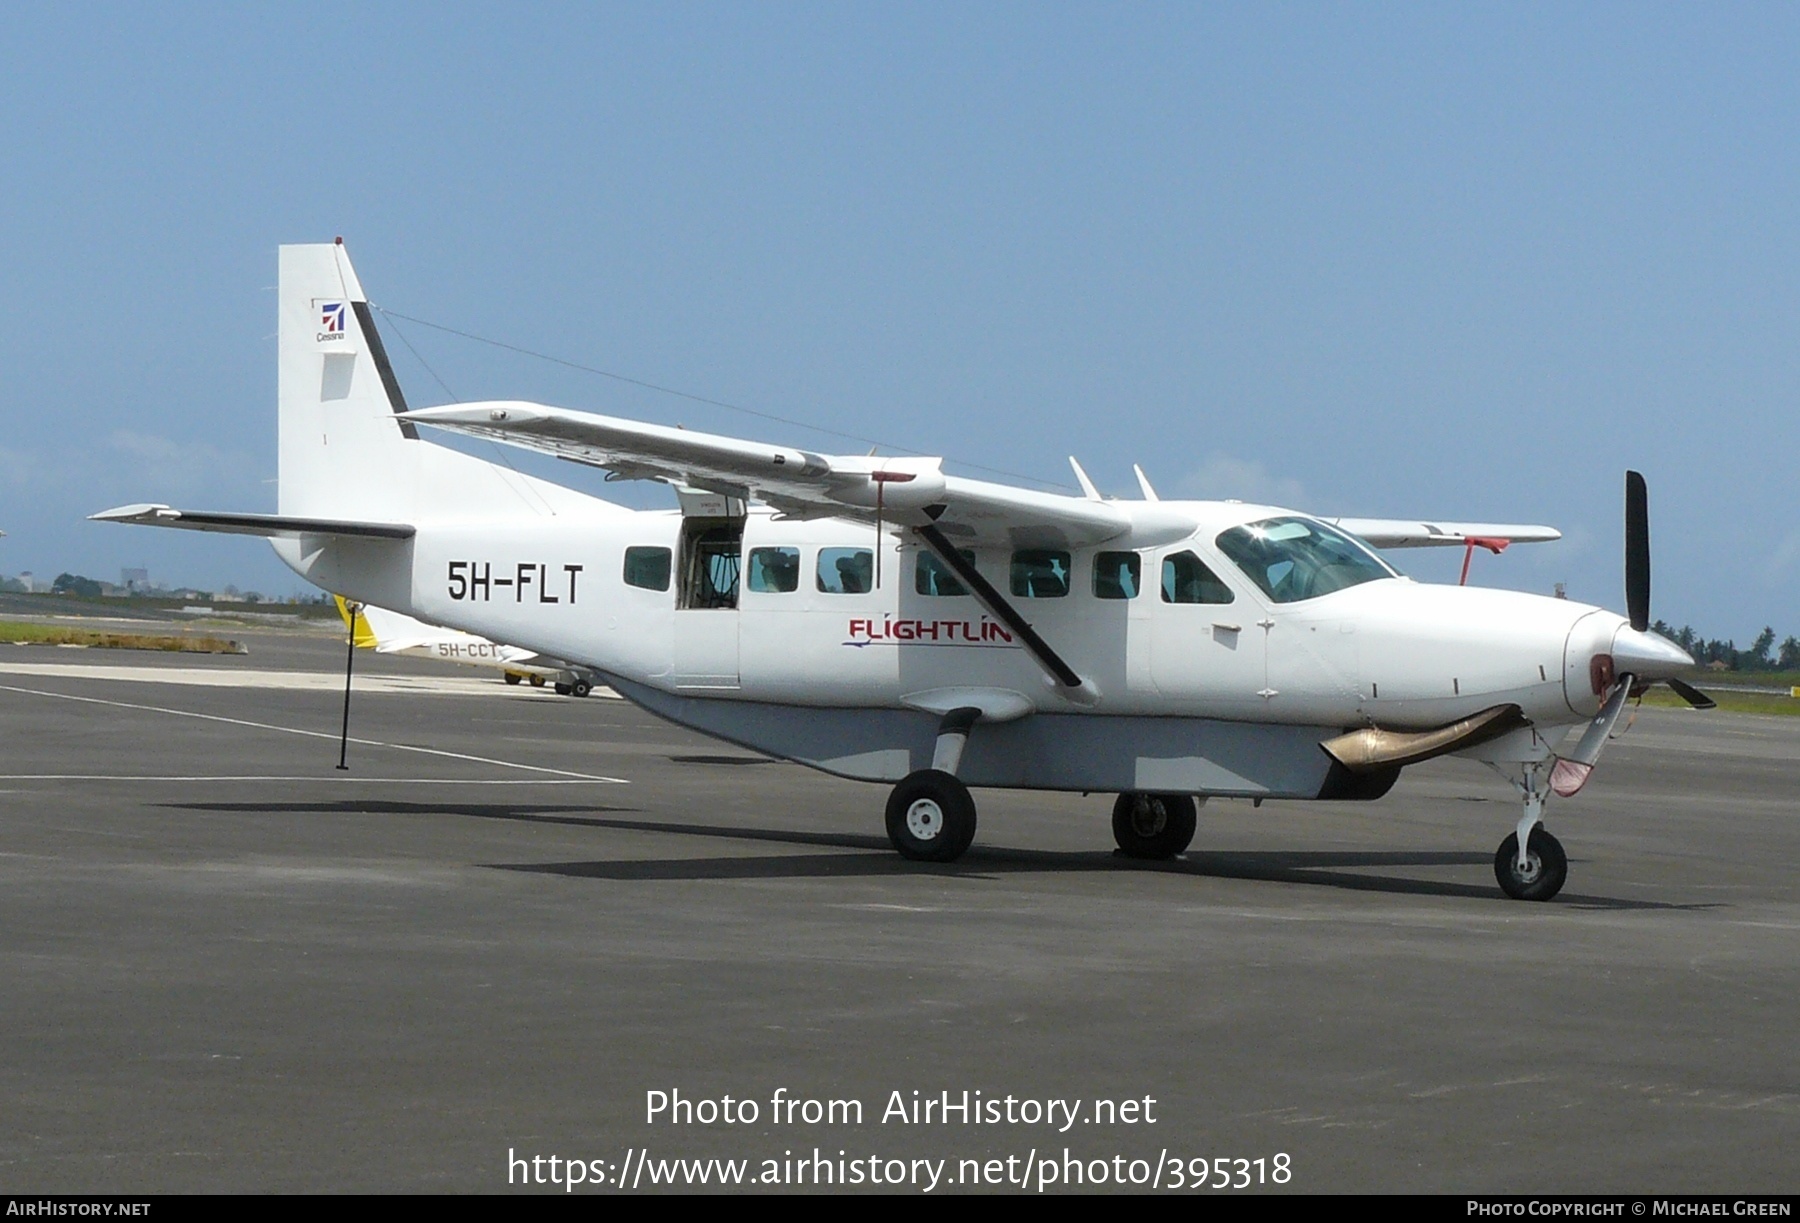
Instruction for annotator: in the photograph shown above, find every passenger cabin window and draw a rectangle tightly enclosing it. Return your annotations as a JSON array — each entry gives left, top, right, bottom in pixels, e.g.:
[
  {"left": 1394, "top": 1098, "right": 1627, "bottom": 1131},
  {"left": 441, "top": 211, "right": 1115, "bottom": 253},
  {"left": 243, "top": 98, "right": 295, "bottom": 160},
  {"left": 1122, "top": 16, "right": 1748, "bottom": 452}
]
[
  {"left": 1093, "top": 551, "right": 1141, "bottom": 599},
  {"left": 747, "top": 547, "right": 800, "bottom": 593},
  {"left": 916, "top": 550, "right": 975, "bottom": 597},
  {"left": 817, "top": 548, "right": 874, "bottom": 594},
  {"left": 1213, "top": 517, "right": 1394, "bottom": 604},
  {"left": 1161, "top": 550, "right": 1234, "bottom": 604},
  {"left": 622, "top": 546, "right": 672, "bottom": 592},
  {"left": 1011, "top": 550, "right": 1070, "bottom": 598}
]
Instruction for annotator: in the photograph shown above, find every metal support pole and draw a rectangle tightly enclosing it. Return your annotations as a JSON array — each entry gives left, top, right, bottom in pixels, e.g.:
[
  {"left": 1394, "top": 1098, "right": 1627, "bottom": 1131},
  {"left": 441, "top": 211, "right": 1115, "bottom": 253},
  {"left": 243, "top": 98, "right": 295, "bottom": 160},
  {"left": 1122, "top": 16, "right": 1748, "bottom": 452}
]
[{"left": 337, "top": 602, "right": 359, "bottom": 771}]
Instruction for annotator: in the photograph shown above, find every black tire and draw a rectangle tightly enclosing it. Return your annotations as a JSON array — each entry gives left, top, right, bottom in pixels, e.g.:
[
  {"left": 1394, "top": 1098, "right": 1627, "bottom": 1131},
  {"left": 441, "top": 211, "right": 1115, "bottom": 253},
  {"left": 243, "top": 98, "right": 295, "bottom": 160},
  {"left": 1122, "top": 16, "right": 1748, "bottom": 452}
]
[
  {"left": 885, "top": 770, "right": 977, "bottom": 863},
  {"left": 1111, "top": 793, "right": 1198, "bottom": 859},
  {"left": 528, "top": 674, "right": 546, "bottom": 688},
  {"left": 553, "top": 682, "right": 572, "bottom": 695},
  {"left": 504, "top": 672, "right": 523, "bottom": 686},
  {"left": 570, "top": 679, "right": 592, "bottom": 698},
  {"left": 1494, "top": 827, "right": 1568, "bottom": 901}
]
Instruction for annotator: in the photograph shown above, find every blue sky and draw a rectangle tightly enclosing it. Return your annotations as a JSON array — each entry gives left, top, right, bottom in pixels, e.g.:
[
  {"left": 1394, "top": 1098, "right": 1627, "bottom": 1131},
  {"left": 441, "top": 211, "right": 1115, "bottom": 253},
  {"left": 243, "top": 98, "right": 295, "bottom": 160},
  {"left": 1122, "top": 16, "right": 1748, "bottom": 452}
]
[{"left": 0, "top": 5, "right": 1794, "bottom": 639}]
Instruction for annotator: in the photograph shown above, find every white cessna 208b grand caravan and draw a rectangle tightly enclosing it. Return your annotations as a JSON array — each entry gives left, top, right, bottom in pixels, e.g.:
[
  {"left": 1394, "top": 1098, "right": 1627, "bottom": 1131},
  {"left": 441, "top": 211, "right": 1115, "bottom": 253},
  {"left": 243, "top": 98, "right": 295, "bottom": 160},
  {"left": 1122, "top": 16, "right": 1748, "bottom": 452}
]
[{"left": 96, "top": 242, "right": 1712, "bottom": 901}]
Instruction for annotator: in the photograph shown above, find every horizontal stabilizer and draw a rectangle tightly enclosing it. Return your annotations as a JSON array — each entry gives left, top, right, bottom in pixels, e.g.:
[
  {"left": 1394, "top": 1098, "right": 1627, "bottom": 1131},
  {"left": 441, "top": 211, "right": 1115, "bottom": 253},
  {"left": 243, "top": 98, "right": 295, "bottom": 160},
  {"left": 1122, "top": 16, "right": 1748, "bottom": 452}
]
[
  {"left": 90, "top": 505, "right": 414, "bottom": 540},
  {"left": 1323, "top": 518, "right": 1561, "bottom": 549},
  {"left": 1322, "top": 704, "right": 1528, "bottom": 772}
]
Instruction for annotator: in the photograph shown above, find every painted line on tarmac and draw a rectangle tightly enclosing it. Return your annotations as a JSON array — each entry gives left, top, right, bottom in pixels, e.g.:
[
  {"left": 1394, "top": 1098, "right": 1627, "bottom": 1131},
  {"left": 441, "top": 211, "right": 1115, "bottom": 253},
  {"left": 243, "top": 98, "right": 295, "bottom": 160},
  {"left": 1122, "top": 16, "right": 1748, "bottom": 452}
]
[
  {"left": 0, "top": 659, "right": 618, "bottom": 699},
  {"left": 0, "top": 775, "right": 621, "bottom": 784},
  {"left": 0, "top": 684, "right": 628, "bottom": 783}
]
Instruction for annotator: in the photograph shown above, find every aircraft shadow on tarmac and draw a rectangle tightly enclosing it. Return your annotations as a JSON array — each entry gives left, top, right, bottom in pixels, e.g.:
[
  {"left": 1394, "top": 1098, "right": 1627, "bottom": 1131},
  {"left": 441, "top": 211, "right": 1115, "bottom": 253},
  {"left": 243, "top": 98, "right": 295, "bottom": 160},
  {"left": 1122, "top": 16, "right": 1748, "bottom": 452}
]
[{"left": 163, "top": 799, "right": 1716, "bottom": 911}]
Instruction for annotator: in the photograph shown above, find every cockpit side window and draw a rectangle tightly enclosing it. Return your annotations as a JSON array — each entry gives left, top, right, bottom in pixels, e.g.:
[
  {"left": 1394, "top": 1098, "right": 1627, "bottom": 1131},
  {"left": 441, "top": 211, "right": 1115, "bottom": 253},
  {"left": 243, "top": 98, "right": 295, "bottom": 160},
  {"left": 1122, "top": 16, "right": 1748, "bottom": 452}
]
[
  {"left": 1214, "top": 517, "right": 1394, "bottom": 604},
  {"left": 1160, "top": 550, "right": 1233, "bottom": 604}
]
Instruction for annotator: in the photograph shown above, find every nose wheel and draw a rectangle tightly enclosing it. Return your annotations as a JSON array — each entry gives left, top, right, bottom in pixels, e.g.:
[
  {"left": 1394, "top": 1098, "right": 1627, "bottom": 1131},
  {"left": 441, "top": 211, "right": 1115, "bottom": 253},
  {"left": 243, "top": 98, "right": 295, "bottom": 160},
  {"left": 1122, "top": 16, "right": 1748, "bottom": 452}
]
[
  {"left": 885, "top": 770, "right": 977, "bottom": 862},
  {"left": 1494, "top": 826, "right": 1567, "bottom": 901}
]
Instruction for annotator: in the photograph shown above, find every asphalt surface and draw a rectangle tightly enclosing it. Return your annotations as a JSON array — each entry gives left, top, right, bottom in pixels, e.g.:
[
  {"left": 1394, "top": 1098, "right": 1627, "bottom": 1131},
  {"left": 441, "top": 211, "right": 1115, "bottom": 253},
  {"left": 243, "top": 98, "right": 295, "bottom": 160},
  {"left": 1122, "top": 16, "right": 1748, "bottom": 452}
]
[{"left": 0, "top": 629, "right": 1795, "bottom": 1194}]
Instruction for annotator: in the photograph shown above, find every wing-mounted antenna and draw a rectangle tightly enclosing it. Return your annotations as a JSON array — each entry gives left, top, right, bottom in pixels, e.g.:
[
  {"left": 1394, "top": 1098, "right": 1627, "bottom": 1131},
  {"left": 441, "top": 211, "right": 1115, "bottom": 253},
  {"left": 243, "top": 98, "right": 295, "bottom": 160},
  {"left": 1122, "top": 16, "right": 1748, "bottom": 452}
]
[
  {"left": 1068, "top": 457, "right": 1102, "bottom": 501},
  {"left": 1133, "top": 464, "right": 1160, "bottom": 502}
]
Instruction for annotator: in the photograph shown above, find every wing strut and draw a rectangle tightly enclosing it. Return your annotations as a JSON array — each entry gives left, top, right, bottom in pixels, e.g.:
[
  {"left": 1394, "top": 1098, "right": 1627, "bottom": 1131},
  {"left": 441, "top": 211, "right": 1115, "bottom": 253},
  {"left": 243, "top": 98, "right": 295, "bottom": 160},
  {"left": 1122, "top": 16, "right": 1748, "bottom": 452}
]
[{"left": 916, "top": 521, "right": 1097, "bottom": 704}]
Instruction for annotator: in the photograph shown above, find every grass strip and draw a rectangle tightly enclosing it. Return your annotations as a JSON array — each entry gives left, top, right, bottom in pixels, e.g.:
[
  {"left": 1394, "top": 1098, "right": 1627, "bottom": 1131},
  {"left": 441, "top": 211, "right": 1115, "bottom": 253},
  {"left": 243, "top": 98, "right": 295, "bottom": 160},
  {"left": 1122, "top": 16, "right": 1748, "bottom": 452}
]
[
  {"left": 0, "top": 621, "right": 247, "bottom": 655},
  {"left": 1639, "top": 687, "right": 1800, "bottom": 716}
]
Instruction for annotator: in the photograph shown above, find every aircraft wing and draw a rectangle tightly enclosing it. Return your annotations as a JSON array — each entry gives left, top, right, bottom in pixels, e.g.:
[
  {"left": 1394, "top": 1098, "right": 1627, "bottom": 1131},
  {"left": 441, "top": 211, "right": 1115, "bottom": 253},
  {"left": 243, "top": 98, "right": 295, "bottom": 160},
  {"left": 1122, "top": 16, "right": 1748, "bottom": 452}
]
[
  {"left": 344, "top": 597, "right": 518, "bottom": 655},
  {"left": 1320, "top": 518, "right": 1561, "bottom": 550},
  {"left": 90, "top": 505, "right": 415, "bottom": 540},
  {"left": 402, "top": 402, "right": 1196, "bottom": 548}
]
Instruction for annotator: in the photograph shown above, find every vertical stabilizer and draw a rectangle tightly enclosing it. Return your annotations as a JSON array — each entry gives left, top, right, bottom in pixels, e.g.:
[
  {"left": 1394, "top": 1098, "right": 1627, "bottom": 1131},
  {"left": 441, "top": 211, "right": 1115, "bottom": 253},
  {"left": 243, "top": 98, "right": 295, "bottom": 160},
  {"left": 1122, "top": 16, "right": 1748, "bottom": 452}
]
[
  {"left": 277, "top": 242, "right": 412, "bottom": 518},
  {"left": 277, "top": 241, "right": 619, "bottom": 524}
]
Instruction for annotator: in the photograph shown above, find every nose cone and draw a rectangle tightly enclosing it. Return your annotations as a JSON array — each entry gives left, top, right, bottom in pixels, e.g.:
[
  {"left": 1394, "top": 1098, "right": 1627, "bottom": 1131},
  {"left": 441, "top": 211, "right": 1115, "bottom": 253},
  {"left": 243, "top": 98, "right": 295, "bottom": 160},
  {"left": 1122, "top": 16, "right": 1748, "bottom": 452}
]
[{"left": 1612, "top": 625, "right": 1694, "bottom": 681}]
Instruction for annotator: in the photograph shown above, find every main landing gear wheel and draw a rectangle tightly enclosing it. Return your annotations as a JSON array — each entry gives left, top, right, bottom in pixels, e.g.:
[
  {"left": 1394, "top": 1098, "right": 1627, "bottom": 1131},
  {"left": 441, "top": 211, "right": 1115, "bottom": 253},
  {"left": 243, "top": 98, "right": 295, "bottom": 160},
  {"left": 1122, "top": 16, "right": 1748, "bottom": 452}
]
[
  {"left": 569, "top": 678, "right": 592, "bottom": 698},
  {"left": 1111, "top": 793, "right": 1198, "bottom": 859},
  {"left": 885, "top": 770, "right": 977, "bottom": 863},
  {"left": 504, "top": 672, "right": 522, "bottom": 686},
  {"left": 528, "top": 674, "right": 546, "bottom": 688},
  {"left": 1494, "top": 827, "right": 1568, "bottom": 901},
  {"left": 553, "top": 682, "right": 572, "bottom": 695}
]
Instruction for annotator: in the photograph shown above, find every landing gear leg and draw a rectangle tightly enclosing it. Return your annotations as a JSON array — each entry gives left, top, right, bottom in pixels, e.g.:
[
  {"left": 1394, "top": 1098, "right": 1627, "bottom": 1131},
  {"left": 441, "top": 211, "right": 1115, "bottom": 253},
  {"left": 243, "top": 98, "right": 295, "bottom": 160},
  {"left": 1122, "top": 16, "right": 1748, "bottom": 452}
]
[
  {"left": 1493, "top": 760, "right": 1568, "bottom": 901},
  {"left": 885, "top": 707, "right": 980, "bottom": 863}
]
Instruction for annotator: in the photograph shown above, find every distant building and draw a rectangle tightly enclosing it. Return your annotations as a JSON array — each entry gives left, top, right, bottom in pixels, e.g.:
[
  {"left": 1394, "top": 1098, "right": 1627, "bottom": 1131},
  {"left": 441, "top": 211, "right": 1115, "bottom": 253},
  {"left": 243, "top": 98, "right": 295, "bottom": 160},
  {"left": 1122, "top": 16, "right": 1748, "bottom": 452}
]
[{"left": 121, "top": 567, "right": 150, "bottom": 593}]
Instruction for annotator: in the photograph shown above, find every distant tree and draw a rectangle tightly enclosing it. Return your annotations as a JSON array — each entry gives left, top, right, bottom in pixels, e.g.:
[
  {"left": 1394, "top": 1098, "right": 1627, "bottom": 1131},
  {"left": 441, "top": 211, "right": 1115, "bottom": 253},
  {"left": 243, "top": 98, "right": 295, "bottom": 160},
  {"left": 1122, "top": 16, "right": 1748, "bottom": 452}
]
[
  {"left": 1780, "top": 637, "right": 1800, "bottom": 671},
  {"left": 1747, "top": 627, "right": 1777, "bottom": 671},
  {"left": 51, "top": 573, "right": 103, "bottom": 599}
]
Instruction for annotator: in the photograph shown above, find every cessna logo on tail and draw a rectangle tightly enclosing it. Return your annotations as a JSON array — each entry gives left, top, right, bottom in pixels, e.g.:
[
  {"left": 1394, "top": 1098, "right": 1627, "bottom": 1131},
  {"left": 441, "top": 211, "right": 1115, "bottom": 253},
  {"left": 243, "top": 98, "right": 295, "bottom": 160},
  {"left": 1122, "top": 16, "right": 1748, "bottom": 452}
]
[{"left": 317, "top": 301, "right": 346, "bottom": 342}]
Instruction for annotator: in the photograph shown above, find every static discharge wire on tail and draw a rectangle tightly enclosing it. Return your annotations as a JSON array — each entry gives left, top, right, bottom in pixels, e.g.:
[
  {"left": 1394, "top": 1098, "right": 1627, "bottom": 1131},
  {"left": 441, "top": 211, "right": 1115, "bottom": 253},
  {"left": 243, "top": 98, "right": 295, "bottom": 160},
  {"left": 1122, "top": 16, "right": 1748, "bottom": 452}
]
[{"left": 369, "top": 304, "right": 1074, "bottom": 491}]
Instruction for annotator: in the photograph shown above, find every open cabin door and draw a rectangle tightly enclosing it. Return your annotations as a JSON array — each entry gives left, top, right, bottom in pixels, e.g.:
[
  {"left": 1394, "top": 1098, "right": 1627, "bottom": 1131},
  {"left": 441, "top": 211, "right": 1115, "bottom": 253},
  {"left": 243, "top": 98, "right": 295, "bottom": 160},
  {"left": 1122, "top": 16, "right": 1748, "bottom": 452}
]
[{"left": 673, "top": 489, "right": 744, "bottom": 689}]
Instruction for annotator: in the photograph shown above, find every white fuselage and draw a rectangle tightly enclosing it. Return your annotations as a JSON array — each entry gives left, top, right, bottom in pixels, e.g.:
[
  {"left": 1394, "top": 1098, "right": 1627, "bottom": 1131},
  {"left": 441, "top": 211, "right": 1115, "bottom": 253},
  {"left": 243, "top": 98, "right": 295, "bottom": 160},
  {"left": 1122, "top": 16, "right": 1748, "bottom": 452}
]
[{"left": 276, "top": 497, "right": 1631, "bottom": 736}]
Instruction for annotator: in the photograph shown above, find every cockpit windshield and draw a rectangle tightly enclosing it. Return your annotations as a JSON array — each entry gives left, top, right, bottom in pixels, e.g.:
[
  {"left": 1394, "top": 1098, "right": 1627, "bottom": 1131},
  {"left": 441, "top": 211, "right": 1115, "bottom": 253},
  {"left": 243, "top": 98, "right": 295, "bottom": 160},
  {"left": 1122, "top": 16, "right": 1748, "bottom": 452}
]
[{"left": 1214, "top": 517, "right": 1396, "bottom": 604}]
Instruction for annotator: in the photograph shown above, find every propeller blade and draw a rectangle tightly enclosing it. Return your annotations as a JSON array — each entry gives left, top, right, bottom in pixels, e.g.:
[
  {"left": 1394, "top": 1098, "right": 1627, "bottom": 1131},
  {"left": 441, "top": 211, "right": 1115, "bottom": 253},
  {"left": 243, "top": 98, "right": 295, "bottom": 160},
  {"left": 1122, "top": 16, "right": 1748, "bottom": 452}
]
[
  {"left": 1625, "top": 470, "right": 1650, "bottom": 632},
  {"left": 1666, "top": 677, "right": 1717, "bottom": 710}
]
